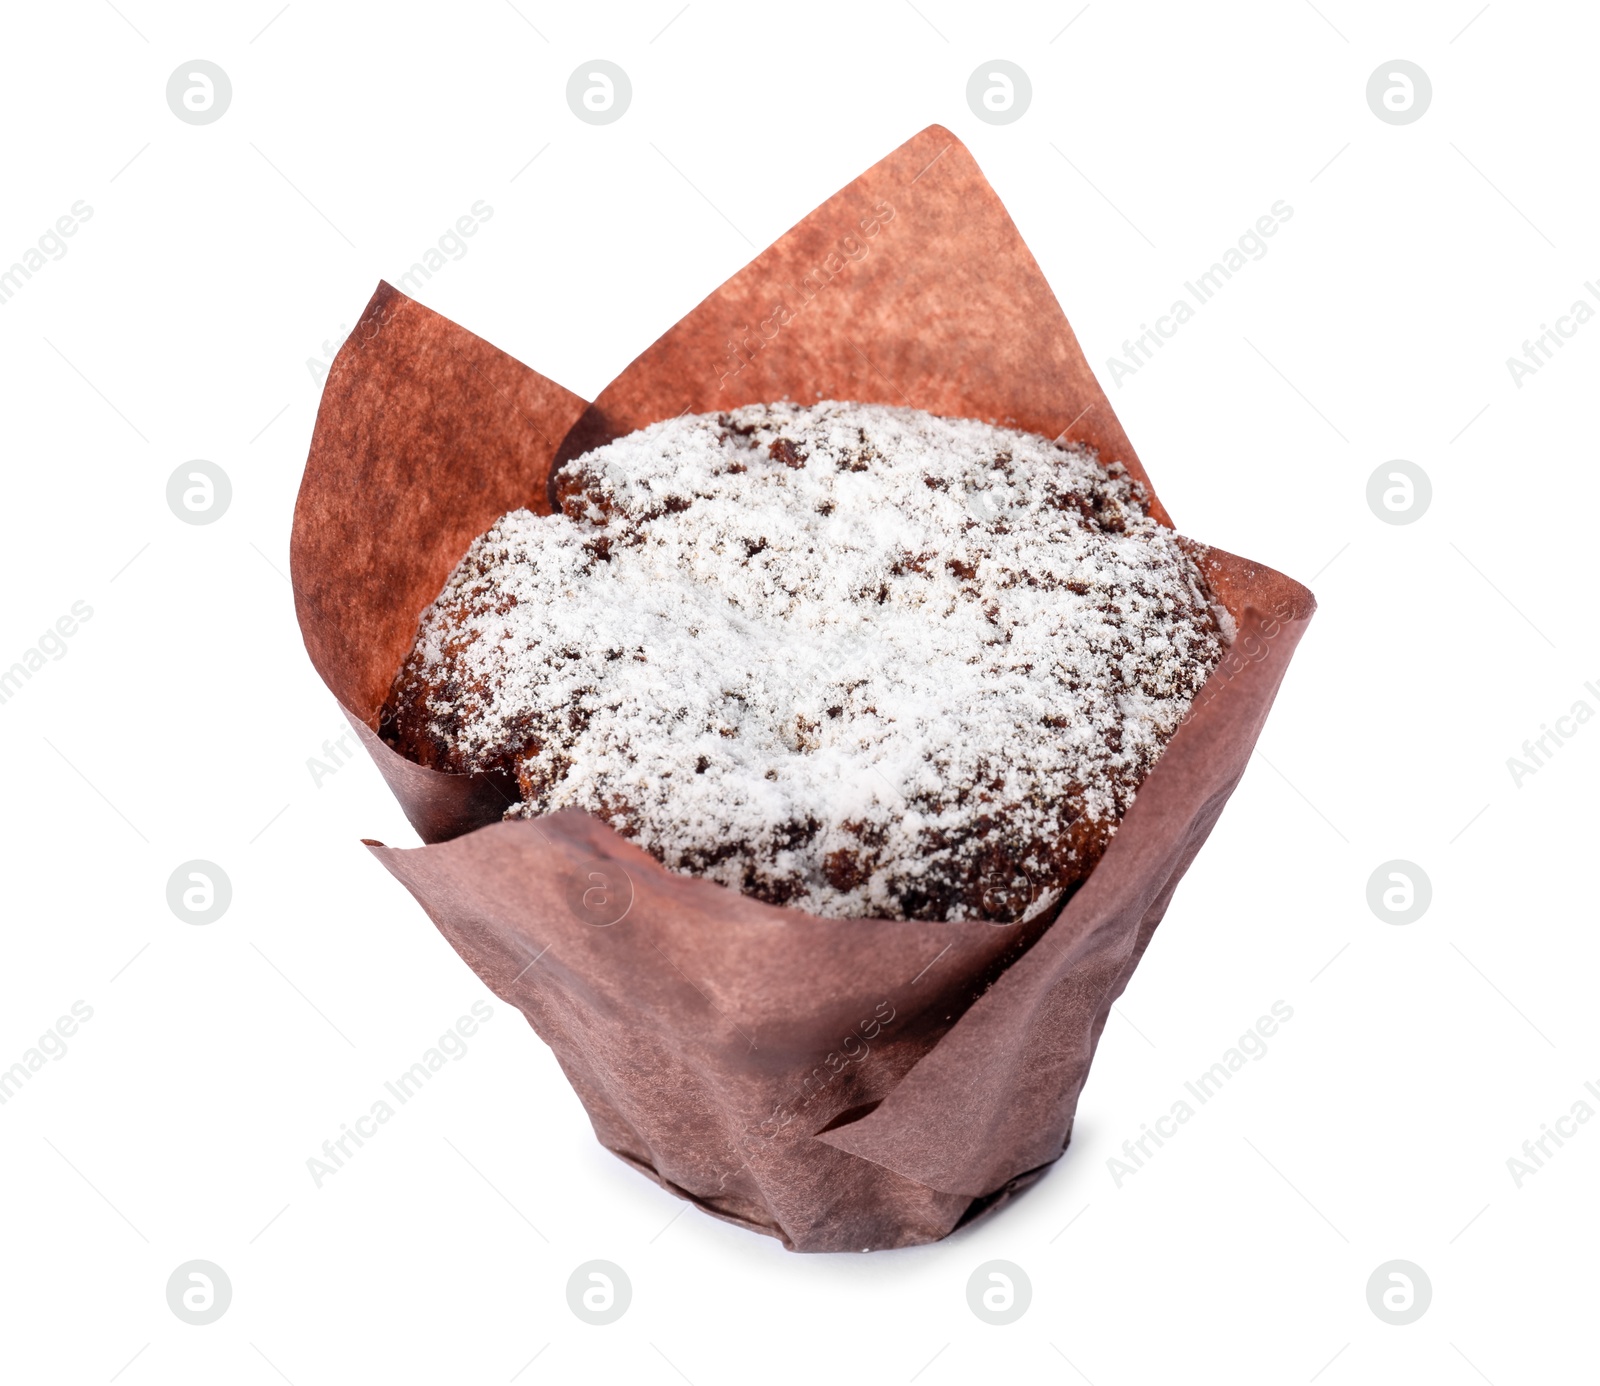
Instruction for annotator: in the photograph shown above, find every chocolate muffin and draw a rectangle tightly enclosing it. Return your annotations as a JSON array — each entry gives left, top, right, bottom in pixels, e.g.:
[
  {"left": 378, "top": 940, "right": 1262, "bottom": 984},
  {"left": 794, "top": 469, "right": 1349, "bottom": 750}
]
[{"left": 382, "top": 401, "right": 1229, "bottom": 922}]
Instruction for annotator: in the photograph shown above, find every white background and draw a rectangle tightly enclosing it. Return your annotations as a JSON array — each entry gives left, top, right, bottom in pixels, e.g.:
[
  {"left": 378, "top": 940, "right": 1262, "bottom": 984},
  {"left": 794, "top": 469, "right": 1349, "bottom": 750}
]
[{"left": 1, "top": 1, "right": 1595, "bottom": 1382}]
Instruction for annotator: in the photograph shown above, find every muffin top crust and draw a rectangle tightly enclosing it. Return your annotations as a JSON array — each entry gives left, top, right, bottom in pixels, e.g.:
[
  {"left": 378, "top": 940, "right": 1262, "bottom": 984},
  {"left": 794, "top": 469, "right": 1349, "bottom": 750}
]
[{"left": 383, "top": 400, "right": 1228, "bottom": 921}]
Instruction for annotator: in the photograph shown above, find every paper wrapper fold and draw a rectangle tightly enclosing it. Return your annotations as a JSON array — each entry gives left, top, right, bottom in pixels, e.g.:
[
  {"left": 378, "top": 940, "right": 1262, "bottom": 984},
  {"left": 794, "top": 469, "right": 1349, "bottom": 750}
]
[{"left": 291, "top": 125, "right": 1314, "bottom": 1252}]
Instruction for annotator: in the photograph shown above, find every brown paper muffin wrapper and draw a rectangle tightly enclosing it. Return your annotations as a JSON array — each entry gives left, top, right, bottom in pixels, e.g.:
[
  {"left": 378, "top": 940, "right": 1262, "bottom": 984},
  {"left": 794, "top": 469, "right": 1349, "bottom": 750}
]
[{"left": 291, "top": 125, "right": 1315, "bottom": 1252}]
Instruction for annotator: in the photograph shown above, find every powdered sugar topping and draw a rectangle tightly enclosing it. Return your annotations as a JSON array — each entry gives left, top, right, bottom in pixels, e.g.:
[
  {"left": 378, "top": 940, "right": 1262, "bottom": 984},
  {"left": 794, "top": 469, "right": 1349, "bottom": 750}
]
[{"left": 385, "top": 401, "right": 1227, "bottom": 921}]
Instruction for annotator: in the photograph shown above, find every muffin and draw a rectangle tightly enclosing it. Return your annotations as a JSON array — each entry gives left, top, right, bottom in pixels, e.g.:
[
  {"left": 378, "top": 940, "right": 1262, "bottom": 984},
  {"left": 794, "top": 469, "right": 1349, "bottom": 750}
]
[{"left": 382, "top": 400, "right": 1229, "bottom": 922}]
